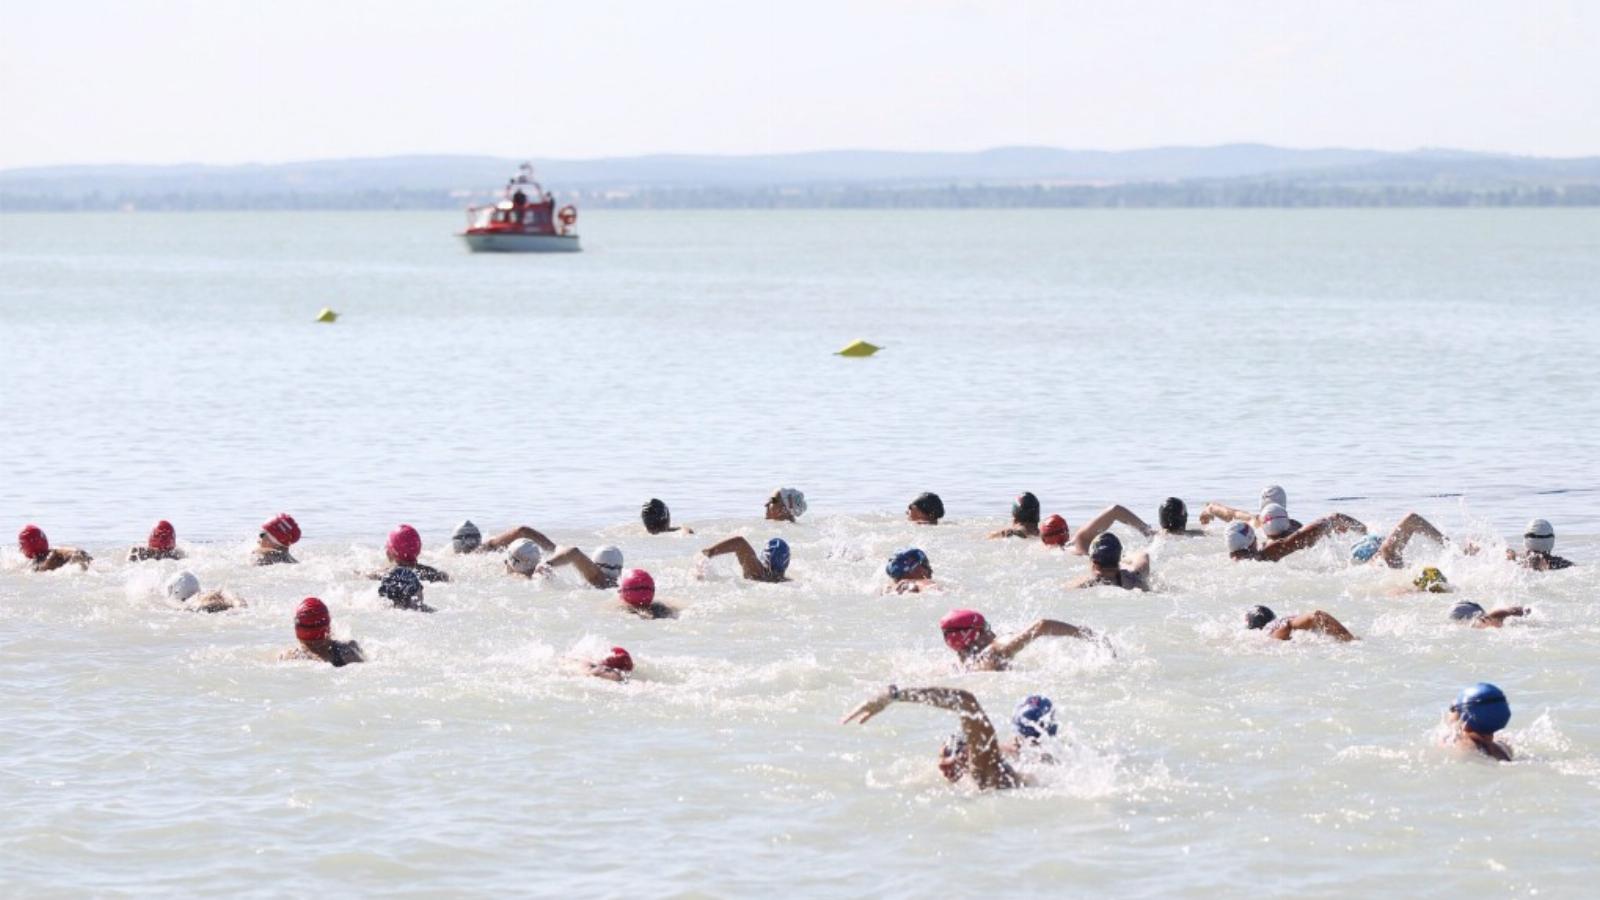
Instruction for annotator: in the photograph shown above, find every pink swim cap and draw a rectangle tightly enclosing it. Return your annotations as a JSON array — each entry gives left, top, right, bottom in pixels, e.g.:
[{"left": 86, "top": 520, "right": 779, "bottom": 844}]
[
  {"left": 619, "top": 569, "right": 656, "bottom": 608},
  {"left": 1040, "top": 514, "right": 1069, "bottom": 547},
  {"left": 148, "top": 520, "right": 177, "bottom": 551},
  {"left": 602, "top": 647, "right": 634, "bottom": 672},
  {"left": 262, "top": 513, "right": 302, "bottom": 547},
  {"left": 939, "top": 608, "right": 988, "bottom": 652},
  {"left": 18, "top": 524, "right": 49, "bottom": 560},
  {"left": 386, "top": 524, "right": 422, "bottom": 564},
  {"left": 295, "top": 597, "right": 331, "bottom": 642}
]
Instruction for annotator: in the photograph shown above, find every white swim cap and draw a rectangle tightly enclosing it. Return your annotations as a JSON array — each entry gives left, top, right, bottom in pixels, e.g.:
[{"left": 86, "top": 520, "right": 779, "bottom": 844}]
[
  {"left": 507, "top": 538, "right": 542, "bottom": 574},
  {"left": 451, "top": 520, "right": 482, "bottom": 553},
  {"left": 593, "top": 545, "right": 624, "bottom": 578},
  {"left": 775, "top": 487, "right": 807, "bottom": 518},
  {"left": 1260, "top": 503, "right": 1293, "bottom": 539},
  {"left": 1524, "top": 519, "right": 1555, "bottom": 554},
  {"left": 165, "top": 570, "right": 201, "bottom": 602},
  {"left": 1227, "top": 522, "right": 1257, "bottom": 553},
  {"left": 1260, "top": 485, "right": 1287, "bottom": 510}
]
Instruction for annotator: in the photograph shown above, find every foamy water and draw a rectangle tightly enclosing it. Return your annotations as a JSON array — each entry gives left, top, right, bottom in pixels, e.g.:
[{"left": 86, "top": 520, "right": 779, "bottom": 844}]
[{"left": 1, "top": 210, "right": 1598, "bottom": 894}]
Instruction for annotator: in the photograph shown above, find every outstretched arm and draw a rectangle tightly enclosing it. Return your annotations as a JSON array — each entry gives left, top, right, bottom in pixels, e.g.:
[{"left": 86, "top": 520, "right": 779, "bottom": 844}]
[
  {"left": 841, "top": 686, "right": 1012, "bottom": 786},
  {"left": 988, "top": 525, "right": 1028, "bottom": 540},
  {"left": 1262, "top": 514, "right": 1367, "bottom": 561},
  {"left": 1378, "top": 512, "right": 1444, "bottom": 569},
  {"left": 1071, "top": 505, "right": 1155, "bottom": 554},
  {"left": 544, "top": 546, "right": 607, "bottom": 588},
  {"left": 988, "top": 619, "right": 1095, "bottom": 661},
  {"left": 1274, "top": 610, "right": 1356, "bottom": 642},
  {"left": 483, "top": 526, "right": 556, "bottom": 552},
  {"left": 702, "top": 536, "right": 765, "bottom": 580},
  {"left": 1477, "top": 606, "right": 1529, "bottom": 628},
  {"left": 1198, "top": 502, "right": 1254, "bottom": 526}
]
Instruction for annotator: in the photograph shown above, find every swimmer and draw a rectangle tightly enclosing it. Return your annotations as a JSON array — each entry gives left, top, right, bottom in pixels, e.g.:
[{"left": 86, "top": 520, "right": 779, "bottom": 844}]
[
  {"left": 378, "top": 566, "right": 435, "bottom": 612},
  {"left": 1199, "top": 484, "right": 1304, "bottom": 533},
  {"left": 449, "top": 520, "right": 559, "bottom": 555},
  {"left": 16, "top": 524, "right": 92, "bottom": 571},
  {"left": 1448, "top": 601, "right": 1530, "bottom": 629},
  {"left": 938, "top": 608, "right": 1098, "bottom": 671},
  {"left": 1068, "top": 533, "right": 1150, "bottom": 591},
  {"left": 1446, "top": 683, "right": 1512, "bottom": 761},
  {"left": 1040, "top": 514, "right": 1069, "bottom": 547},
  {"left": 163, "top": 570, "right": 245, "bottom": 613},
  {"left": 988, "top": 492, "right": 1041, "bottom": 539},
  {"left": 884, "top": 548, "right": 937, "bottom": 593},
  {"left": 842, "top": 686, "right": 1055, "bottom": 790},
  {"left": 254, "top": 513, "right": 301, "bottom": 566},
  {"left": 906, "top": 492, "right": 945, "bottom": 525},
  {"left": 127, "top": 520, "right": 184, "bottom": 561},
  {"left": 765, "top": 488, "right": 808, "bottom": 523},
  {"left": 589, "top": 646, "right": 634, "bottom": 682},
  {"left": 1156, "top": 497, "right": 1204, "bottom": 537},
  {"left": 503, "top": 538, "right": 545, "bottom": 579},
  {"left": 641, "top": 499, "right": 692, "bottom": 535},
  {"left": 1226, "top": 513, "right": 1366, "bottom": 562},
  {"left": 370, "top": 524, "right": 450, "bottom": 583},
  {"left": 1510, "top": 519, "right": 1575, "bottom": 570},
  {"left": 700, "top": 536, "right": 791, "bottom": 582},
  {"left": 1347, "top": 512, "right": 1447, "bottom": 568},
  {"left": 281, "top": 597, "right": 365, "bottom": 667},
  {"left": 1408, "top": 566, "right": 1453, "bottom": 593},
  {"left": 1044, "top": 505, "right": 1156, "bottom": 556},
  {"left": 1243, "top": 605, "right": 1357, "bottom": 642},
  {"left": 544, "top": 545, "right": 625, "bottom": 588},
  {"left": 618, "top": 569, "right": 678, "bottom": 619}
]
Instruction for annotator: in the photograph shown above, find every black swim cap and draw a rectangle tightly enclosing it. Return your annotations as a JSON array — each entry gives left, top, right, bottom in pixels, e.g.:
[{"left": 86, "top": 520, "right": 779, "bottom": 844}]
[
  {"left": 1159, "top": 497, "right": 1187, "bottom": 532},
  {"left": 1089, "top": 532, "right": 1122, "bottom": 568},
  {"left": 911, "top": 492, "right": 945, "bottom": 521},
  {"left": 1244, "top": 605, "right": 1275, "bottom": 630},
  {"left": 1449, "top": 601, "right": 1486, "bottom": 622},
  {"left": 641, "top": 498, "right": 670, "bottom": 532},
  {"left": 1012, "top": 492, "right": 1040, "bottom": 526}
]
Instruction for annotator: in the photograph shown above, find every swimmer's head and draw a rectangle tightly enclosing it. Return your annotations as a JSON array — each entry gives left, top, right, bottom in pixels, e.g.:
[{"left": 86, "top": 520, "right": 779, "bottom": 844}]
[
  {"left": 379, "top": 567, "right": 424, "bottom": 606},
  {"left": 261, "top": 513, "right": 302, "bottom": 548},
  {"left": 641, "top": 499, "right": 672, "bottom": 533},
  {"left": 1523, "top": 519, "right": 1555, "bottom": 555},
  {"left": 1449, "top": 601, "right": 1487, "bottom": 622},
  {"left": 295, "top": 597, "right": 331, "bottom": 643},
  {"left": 886, "top": 548, "right": 931, "bottom": 580},
  {"left": 164, "top": 570, "right": 201, "bottom": 603},
  {"left": 147, "top": 520, "right": 177, "bottom": 552},
  {"left": 907, "top": 492, "right": 944, "bottom": 524},
  {"left": 601, "top": 646, "right": 634, "bottom": 673},
  {"left": 1413, "top": 566, "right": 1450, "bottom": 593},
  {"left": 17, "top": 524, "right": 49, "bottom": 560},
  {"left": 1259, "top": 503, "right": 1293, "bottom": 539},
  {"left": 1012, "top": 695, "right": 1059, "bottom": 741},
  {"left": 768, "top": 488, "right": 807, "bottom": 520},
  {"left": 1012, "top": 492, "right": 1040, "bottom": 527},
  {"left": 1260, "top": 485, "right": 1287, "bottom": 510},
  {"left": 1159, "top": 497, "right": 1187, "bottom": 533},
  {"left": 761, "top": 538, "right": 791, "bottom": 576},
  {"left": 938, "top": 733, "right": 970, "bottom": 782},
  {"left": 619, "top": 569, "right": 656, "bottom": 608},
  {"left": 1227, "top": 522, "right": 1257, "bottom": 555},
  {"left": 593, "top": 545, "right": 624, "bottom": 581},
  {"left": 1040, "top": 515, "right": 1069, "bottom": 547},
  {"left": 1089, "top": 532, "right": 1122, "bottom": 569},
  {"left": 386, "top": 524, "right": 422, "bottom": 565},
  {"left": 1245, "top": 605, "right": 1276, "bottom": 630},
  {"left": 451, "top": 520, "right": 481, "bottom": 554},
  {"left": 939, "top": 608, "right": 990, "bottom": 653},
  {"left": 1452, "top": 682, "right": 1510, "bottom": 735},
  {"left": 1350, "top": 534, "right": 1383, "bottom": 564},
  {"left": 505, "top": 538, "right": 542, "bottom": 575}
]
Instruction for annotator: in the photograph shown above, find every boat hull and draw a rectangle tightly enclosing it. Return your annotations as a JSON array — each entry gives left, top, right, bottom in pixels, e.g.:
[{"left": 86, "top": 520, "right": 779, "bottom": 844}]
[{"left": 460, "top": 232, "right": 581, "bottom": 253}]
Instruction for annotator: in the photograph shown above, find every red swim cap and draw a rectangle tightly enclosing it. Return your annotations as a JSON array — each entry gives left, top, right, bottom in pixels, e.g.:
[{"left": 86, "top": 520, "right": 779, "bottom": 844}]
[
  {"left": 18, "top": 524, "right": 49, "bottom": 560},
  {"left": 1040, "top": 514, "right": 1069, "bottom": 547},
  {"left": 148, "top": 520, "right": 177, "bottom": 551},
  {"left": 939, "top": 608, "right": 988, "bottom": 652},
  {"left": 261, "top": 513, "right": 302, "bottom": 547},
  {"left": 295, "top": 597, "right": 331, "bottom": 642},
  {"left": 619, "top": 569, "right": 656, "bottom": 608},
  {"left": 386, "top": 524, "right": 422, "bottom": 564},
  {"left": 602, "top": 647, "right": 634, "bottom": 672}
]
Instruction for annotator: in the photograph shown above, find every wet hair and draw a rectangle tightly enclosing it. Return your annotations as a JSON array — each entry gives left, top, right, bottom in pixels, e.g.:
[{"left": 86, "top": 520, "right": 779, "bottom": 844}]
[
  {"left": 1245, "top": 605, "right": 1276, "bottom": 630},
  {"left": 910, "top": 492, "right": 945, "bottom": 522},
  {"left": 1011, "top": 492, "right": 1040, "bottom": 526},
  {"left": 641, "top": 498, "right": 671, "bottom": 533},
  {"left": 1159, "top": 497, "right": 1187, "bottom": 532}
]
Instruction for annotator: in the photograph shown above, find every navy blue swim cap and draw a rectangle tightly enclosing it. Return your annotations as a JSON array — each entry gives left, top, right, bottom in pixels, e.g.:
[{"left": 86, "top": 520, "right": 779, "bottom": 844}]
[
  {"left": 1012, "top": 492, "right": 1040, "bottom": 525},
  {"left": 1449, "top": 601, "right": 1486, "bottom": 622},
  {"left": 1245, "top": 605, "right": 1276, "bottom": 630},
  {"left": 1012, "top": 695, "right": 1059, "bottom": 740},
  {"left": 1454, "top": 682, "right": 1510, "bottom": 734},
  {"left": 1089, "top": 532, "right": 1122, "bottom": 568},
  {"left": 762, "top": 538, "right": 791, "bottom": 575},
  {"left": 379, "top": 567, "right": 424, "bottom": 608},
  {"left": 1159, "top": 497, "right": 1187, "bottom": 532},
  {"left": 887, "top": 548, "right": 929, "bottom": 580},
  {"left": 641, "top": 498, "right": 671, "bottom": 532}
]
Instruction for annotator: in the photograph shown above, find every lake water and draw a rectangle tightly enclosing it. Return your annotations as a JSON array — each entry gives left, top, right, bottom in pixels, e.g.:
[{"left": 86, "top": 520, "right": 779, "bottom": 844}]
[{"left": 1, "top": 209, "right": 1597, "bottom": 896}]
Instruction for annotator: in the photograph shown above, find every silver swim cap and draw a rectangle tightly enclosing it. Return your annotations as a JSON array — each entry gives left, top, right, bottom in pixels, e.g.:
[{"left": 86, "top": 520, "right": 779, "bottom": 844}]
[
  {"left": 165, "top": 570, "right": 201, "bottom": 602},
  {"left": 1523, "top": 519, "right": 1555, "bottom": 554}
]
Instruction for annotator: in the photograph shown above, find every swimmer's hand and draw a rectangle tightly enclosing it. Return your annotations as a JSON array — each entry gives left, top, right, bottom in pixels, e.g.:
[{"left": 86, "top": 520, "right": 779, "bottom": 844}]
[{"left": 841, "top": 689, "right": 895, "bottom": 725}]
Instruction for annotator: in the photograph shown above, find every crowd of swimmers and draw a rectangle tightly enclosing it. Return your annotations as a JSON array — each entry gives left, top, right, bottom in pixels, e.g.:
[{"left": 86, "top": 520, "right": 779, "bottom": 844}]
[{"left": 12, "top": 483, "right": 1577, "bottom": 786}]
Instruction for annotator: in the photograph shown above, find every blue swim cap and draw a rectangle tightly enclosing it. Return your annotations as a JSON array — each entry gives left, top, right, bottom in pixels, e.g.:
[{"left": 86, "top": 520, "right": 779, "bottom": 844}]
[
  {"left": 887, "top": 548, "right": 929, "bottom": 579},
  {"left": 1454, "top": 682, "right": 1510, "bottom": 734},
  {"left": 1089, "top": 532, "right": 1122, "bottom": 568},
  {"left": 1449, "top": 601, "right": 1486, "bottom": 622},
  {"left": 1012, "top": 695, "right": 1058, "bottom": 740},
  {"left": 1351, "top": 535, "right": 1382, "bottom": 563},
  {"left": 762, "top": 538, "right": 791, "bottom": 575}
]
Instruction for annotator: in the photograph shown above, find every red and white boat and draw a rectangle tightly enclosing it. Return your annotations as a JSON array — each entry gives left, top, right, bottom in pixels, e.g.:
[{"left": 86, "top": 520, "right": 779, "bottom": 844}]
[{"left": 459, "top": 163, "right": 581, "bottom": 253}]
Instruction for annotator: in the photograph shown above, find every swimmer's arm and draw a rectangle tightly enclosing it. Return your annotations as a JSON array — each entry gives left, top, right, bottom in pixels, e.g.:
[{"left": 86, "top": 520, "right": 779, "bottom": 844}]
[
  {"left": 702, "top": 537, "right": 764, "bottom": 580},
  {"left": 1478, "top": 606, "right": 1529, "bottom": 627},
  {"left": 545, "top": 547, "right": 607, "bottom": 588},
  {"left": 854, "top": 687, "right": 1010, "bottom": 787},
  {"left": 1071, "top": 505, "right": 1155, "bottom": 554},
  {"left": 1281, "top": 610, "right": 1356, "bottom": 642},
  {"left": 483, "top": 526, "right": 556, "bottom": 552},
  {"left": 990, "top": 619, "right": 1095, "bottom": 660},
  {"left": 988, "top": 525, "right": 1027, "bottom": 540},
  {"left": 1128, "top": 550, "right": 1151, "bottom": 581},
  {"left": 1261, "top": 514, "right": 1367, "bottom": 561},
  {"left": 1198, "top": 502, "right": 1252, "bottom": 526},
  {"left": 1378, "top": 513, "right": 1444, "bottom": 568},
  {"left": 589, "top": 665, "right": 626, "bottom": 682}
]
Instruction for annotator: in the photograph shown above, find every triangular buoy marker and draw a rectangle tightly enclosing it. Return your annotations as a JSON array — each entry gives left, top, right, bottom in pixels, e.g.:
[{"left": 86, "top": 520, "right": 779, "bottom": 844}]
[
  {"left": 314, "top": 307, "right": 338, "bottom": 323},
  {"left": 836, "top": 339, "right": 880, "bottom": 357}
]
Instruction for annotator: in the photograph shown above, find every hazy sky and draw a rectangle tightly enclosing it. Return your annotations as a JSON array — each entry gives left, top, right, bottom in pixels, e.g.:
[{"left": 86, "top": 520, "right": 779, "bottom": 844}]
[{"left": 2, "top": 0, "right": 1596, "bottom": 168}]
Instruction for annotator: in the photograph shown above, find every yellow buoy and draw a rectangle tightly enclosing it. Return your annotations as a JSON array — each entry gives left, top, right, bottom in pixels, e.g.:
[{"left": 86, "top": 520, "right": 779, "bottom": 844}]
[
  {"left": 836, "top": 339, "right": 880, "bottom": 357},
  {"left": 314, "top": 308, "right": 338, "bottom": 323}
]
